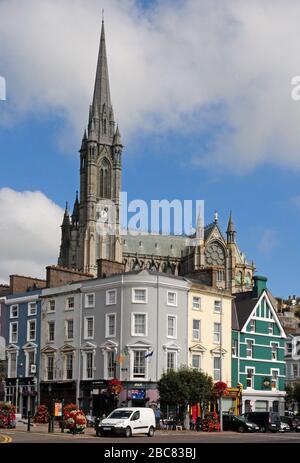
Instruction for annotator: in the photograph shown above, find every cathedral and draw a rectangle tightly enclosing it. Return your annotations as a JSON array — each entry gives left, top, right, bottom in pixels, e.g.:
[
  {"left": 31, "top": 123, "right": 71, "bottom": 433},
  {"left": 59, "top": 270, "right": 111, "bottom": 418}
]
[{"left": 58, "top": 20, "right": 255, "bottom": 294}]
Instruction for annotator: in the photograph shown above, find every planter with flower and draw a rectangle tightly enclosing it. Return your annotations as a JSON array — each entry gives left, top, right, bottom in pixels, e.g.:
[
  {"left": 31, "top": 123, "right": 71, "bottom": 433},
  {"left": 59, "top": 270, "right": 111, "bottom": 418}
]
[
  {"left": 63, "top": 403, "right": 87, "bottom": 434},
  {"left": 0, "top": 402, "right": 16, "bottom": 428},
  {"left": 201, "top": 411, "right": 221, "bottom": 432},
  {"left": 34, "top": 404, "right": 49, "bottom": 424}
]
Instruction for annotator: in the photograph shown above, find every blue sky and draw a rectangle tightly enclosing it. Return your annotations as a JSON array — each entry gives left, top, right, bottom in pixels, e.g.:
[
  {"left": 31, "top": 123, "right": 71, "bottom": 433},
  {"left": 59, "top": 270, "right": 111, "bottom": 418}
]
[{"left": 0, "top": 0, "right": 300, "bottom": 297}]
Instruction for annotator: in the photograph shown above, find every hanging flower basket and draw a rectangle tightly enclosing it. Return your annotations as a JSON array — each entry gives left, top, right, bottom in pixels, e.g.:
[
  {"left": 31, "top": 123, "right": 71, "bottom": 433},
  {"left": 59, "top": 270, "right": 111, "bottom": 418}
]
[
  {"left": 213, "top": 381, "right": 228, "bottom": 396},
  {"left": 107, "top": 379, "right": 123, "bottom": 395},
  {"left": 63, "top": 404, "right": 87, "bottom": 434},
  {"left": 0, "top": 402, "right": 16, "bottom": 428}
]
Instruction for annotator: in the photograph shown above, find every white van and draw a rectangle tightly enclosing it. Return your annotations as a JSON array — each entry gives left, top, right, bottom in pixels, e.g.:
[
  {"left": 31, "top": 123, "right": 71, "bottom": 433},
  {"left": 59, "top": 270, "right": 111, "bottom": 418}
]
[{"left": 97, "top": 407, "right": 156, "bottom": 437}]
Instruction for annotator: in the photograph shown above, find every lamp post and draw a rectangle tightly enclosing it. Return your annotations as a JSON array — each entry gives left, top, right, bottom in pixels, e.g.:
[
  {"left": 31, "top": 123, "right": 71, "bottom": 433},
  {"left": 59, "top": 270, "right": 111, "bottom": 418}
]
[
  {"left": 218, "top": 287, "right": 223, "bottom": 432},
  {"left": 47, "top": 384, "right": 54, "bottom": 433}
]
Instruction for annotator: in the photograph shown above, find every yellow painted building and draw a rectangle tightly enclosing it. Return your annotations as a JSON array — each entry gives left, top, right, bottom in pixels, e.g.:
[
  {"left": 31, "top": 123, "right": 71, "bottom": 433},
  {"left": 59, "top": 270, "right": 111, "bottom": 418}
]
[{"left": 188, "top": 283, "right": 233, "bottom": 388}]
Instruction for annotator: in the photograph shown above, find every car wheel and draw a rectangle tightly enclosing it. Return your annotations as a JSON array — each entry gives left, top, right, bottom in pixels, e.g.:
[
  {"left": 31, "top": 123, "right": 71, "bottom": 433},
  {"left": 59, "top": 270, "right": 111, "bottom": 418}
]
[
  {"left": 259, "top": 426, "right": 266, "bottom": 433},
  {"left": 237, "top": 426, "right": 245, "bottom": 433},
  {"left": 148, "top": 426, "right": 155, "bottom": 437},
  {"left": 125, "top": 426, "right": 132, "bottom": 438}
]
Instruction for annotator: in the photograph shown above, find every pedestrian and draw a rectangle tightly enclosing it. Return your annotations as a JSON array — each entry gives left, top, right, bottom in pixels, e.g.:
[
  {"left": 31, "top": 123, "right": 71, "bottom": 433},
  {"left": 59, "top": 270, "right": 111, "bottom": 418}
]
[{"left": 154, "top": 408, "right": 162, "bottom": 429}]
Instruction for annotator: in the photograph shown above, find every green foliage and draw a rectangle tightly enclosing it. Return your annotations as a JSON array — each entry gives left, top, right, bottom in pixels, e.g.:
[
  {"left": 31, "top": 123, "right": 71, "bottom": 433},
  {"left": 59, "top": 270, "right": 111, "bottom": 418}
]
[
  {"left": 157, "top": 367, "right": 214, "bottom": 407},
  {"left": 293, "top": 381, "right": 300, "bottom": 405}
]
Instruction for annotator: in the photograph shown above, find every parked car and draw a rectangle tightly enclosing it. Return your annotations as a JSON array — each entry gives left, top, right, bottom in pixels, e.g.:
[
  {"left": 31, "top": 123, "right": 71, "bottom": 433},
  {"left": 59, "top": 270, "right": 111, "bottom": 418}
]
[
  {"left": 242, "top": 412, "right": 281, "bottom": 432},
  {"left": 281, "top": 416, "right": 300, "bottom": 432},
  {"left": 279, "top": 421, "right": 290, "bottom": 432},
  {"left": 223, "top": 414, "right": 259, "bottom": 433},
  {"left": 96, "top": 407, "right": 156, "bottom": 437}
]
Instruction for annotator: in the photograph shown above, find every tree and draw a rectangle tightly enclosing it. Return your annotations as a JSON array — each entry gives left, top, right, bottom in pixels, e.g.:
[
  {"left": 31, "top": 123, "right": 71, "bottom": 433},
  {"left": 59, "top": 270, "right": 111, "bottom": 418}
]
[
  {"left": 157, "top": 367, "right": 214, "bottom": 428},
  {"left": 285, "top": 384, "right": 294, "bottom": 410}
]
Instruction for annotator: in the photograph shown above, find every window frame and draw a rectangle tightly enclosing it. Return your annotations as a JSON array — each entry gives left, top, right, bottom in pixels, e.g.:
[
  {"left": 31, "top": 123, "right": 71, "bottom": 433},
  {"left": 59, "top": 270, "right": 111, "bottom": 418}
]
[
  {"left": 84, "top": 316, "right": 94, "bottom": 340},
  {"left": 191, "top": 354, "right": 201, "bottom": 370},
  {"left": 28, "top": 302, "right": 37, "bottom": 316},
  {"left": 65, "top": 296, "right": 75, "bottom": 311},
  {"left": 167, "top": 291, "right": 177, "bottom": 307},
  {"left": 192, "top": 319, "right": 201, "bottom": 341},
  {"left": 85, "top": 293, "right": 95, "bottom": 308},
  {"left": 105, "top": 313, "right": 116, "bottom": 338},
  {"left": 131, "top": 349, "right": 147, "bottom": 380},
  {"left": 131, "top": 312, "right": 148, "bottom": 337},
  {"left": 65, "top": 319, "right": 74, "bottom": 341},
  {"left": 10, "top": 305, "right": 19, "bottom": 319},
  {"left": 27, "top": 319, "right": 36, "bottom": 342},
  {"left": 213, "top": 322, "right": 221, "bottom": 344},
  {"left": 214, "top": 300, "right": 222, "bottom": 313},
  {"left": 246, "top": 367, "right": 255, "bottom": 389},
  {"left": 48, "top": 321, "right": 55, "bottom": 342},
  {"left": 132, "top": 288, "right": 148, "bottom": 304},
  {"left": 48, "top": 300, "right": 56, "bottom": 313},
  {"left": 106, "top": 289, "right": 117, "bottom": 306},
  {"left": 213, "top": 356, "right": 221, "bottom": 381},
  {"left": 246, "top": 339, "right": 254, "bottom": 358},
  {"left": 192, "top": 296, "right": 201, "bottom": 311},
  {"left": 9, "top": 321, "right": 18, "bottom": 343},
  {"left": 166, "top": 351, "right": 177, "bottom": 371},
  {"left": 167, "top": 315, "right": 177, "bottom": 339}
]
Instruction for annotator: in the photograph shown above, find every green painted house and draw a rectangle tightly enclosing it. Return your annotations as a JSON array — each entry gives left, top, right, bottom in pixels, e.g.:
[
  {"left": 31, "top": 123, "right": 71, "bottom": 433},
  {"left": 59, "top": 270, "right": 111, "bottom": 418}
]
[{"left": 232, "top": 276, "right": 286, "bottom": 414}]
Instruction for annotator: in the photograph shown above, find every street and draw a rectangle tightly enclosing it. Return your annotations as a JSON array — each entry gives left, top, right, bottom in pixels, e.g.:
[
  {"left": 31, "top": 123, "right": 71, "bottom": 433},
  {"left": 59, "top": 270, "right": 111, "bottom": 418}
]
[{"left": 1, "top": 426, "right": 300, "bottom": 443}]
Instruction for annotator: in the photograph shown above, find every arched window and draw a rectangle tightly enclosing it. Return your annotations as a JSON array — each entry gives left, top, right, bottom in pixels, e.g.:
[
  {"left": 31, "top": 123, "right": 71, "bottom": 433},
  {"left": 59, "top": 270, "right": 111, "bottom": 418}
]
[
  {"left": 103, "top": 119, "right": 107, "bottom": 135},
  {"left": 99, "top": 159, "right": 111, "bottom": 198}
]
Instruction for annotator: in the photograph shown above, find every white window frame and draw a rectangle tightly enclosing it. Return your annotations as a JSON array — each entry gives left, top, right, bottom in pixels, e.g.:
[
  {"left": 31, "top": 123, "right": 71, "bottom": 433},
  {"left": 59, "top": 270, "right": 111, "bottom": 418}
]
[
  {"left": 8, "top": 351, "right": 18, "bottom": 378},
  {"left": 25, "top": 350, "right": 36, "bottom": 377},
  {"left": 48, "top": 300, "right": 56, "bottom": 313},
  {"left": 268, "top": 322, "right": 273, "bottom": 335},
  {"left": 131, "top": 312, "right": 148, "bottom": 337},
  {"left": 106, "top": 289, "right": 117, "bottom": 306},
  {"left": 48, "top": 321, "right": 55, "bottom": 342},
  {"left": 213, "top": 322, "right": 221, "bottom": 344},
  {"left": 249, "top": 319, "right": 255, "bottom": 332},
  {"left": 232, "top": 339, "right": 238, "bottom": 357},
  {"left": 84, "top": 316, "right": 94, "bottom": 340},
  {"left": 166, "top": 351, "right": 177, "bottom": 370},
  {"left": 10, "top": 305, "right": 18, "bottom": 319},
  {"left": 132, "top": 288, "right": 148, "bottom": 304},
  {"left": 191, "top": 354, "right": 201, "bottom": 370},
  {"left": 271, "top": 369, "right": 279, "bottom": 390},
  {"left": 192, "top": 296, "right": 201, "bottom": 310},
  {"left": 167, "top": 291, "right": 177, "bottom": 307},
  {"left": 85, "top": 293, "right": 95, "bottom": 308},
  {"left": 83, "top": 351, "right": 95, "bottom": 380},
  {"left": 65, "top": 319, "right": 74, "bottom": 341},
  {"left": 105, "top": 350, "right": 116, "bottom": 380},
  {"left": 46, "top": 355, "right": 55, "bottom": 381},
  {"left": 246, "top": 367, "right": 255, "bottom": 389},
  {"left": 192, "top": 319, "right": 201, "bottom": 341},
  {"left": 65, "top": 296, "right": 75, "bottom": 311},
  {"left": 9, "top": 321, "right": 18, "bottom": 343},
  {"left": 28, "top": 302, "right": 37, "bottom": 316},
  {"left": 130, "top": 349, "right": 148, "bottom": 380},
  {"left": 213, "top": 356, "right": 221, "bottom": 381},
  {"left": 64, "top": 352, "right": 73, "bottom": 380},
  {"left": 27, "top": 319, "right": 36, "bottom": 342},
  {"left": 246, "top": 339, "right": 254, "bottom": 358},
  {"left": 271, "top": 342, "right": 278, "bottom": 361},
  {"left": 167, "top": 315, "right": 177, "bottom": 339},
  {"left": 214, "top": 300, "right": 222, "bottom": 313},
  {"left": 105, "top": 313, "right": 116, "bottom": 338}
]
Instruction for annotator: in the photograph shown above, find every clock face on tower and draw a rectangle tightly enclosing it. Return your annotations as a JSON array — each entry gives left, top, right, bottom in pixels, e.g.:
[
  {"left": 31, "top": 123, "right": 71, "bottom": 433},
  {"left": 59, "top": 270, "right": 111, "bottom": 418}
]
[{"left": 205, "top": 242, "right": 225, "bottom": 266}]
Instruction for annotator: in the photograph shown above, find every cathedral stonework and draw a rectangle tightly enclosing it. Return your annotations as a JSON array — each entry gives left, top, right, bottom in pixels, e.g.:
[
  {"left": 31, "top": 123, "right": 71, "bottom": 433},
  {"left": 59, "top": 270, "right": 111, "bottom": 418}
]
[{"left": 58, "top": 20, "right": 255, "bottom": 294}]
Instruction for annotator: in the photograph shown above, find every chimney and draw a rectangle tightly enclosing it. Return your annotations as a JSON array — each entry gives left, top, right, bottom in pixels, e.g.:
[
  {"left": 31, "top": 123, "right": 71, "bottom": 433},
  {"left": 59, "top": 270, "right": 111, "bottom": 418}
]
[{"left": 253, "top": 275, "right": 268, "bottom": 298}]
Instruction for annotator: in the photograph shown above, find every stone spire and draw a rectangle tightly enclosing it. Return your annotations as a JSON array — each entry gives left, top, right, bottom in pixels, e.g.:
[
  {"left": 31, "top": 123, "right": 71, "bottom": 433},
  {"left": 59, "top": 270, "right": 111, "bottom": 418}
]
[
  {"left": 113, "top": 124, "right": 122, "bottom": 146},
  {"left": 71, "top": 191, "right": 80, "bottom": 227},
  {"left": 92, "top": 19, "right": 112, "bottom": 112},
  {"left": 62, "top": 202, "right": 70, "bottom": 227},
  {"left": 226, "top": 210, "right": 236, "bottom": 244}
]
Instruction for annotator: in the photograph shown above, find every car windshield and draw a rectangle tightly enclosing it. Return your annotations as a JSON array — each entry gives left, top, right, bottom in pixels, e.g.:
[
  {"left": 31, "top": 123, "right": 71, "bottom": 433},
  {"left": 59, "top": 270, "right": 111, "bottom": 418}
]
[{"left": 108, "top": 410, "right": 133, "bottom": 419}]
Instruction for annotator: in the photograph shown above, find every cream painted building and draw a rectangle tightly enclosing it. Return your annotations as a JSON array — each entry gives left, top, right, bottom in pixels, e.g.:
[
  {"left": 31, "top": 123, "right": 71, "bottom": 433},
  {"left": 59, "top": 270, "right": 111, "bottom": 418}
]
[{"left": 188, "top": 283, "right": 233, "bottom": 386}]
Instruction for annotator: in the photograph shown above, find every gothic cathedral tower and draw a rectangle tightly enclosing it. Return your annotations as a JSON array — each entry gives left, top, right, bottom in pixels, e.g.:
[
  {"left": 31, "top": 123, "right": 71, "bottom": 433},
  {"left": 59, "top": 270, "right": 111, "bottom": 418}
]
[{"left": 58, "top": 19, "right": 123, "bottom": 275}]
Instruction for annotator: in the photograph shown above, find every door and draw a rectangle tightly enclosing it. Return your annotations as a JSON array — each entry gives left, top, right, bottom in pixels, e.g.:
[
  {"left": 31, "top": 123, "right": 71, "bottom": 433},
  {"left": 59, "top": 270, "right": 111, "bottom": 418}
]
[{"left": 130, "top": 410, "right": 141, "bottom": 435}]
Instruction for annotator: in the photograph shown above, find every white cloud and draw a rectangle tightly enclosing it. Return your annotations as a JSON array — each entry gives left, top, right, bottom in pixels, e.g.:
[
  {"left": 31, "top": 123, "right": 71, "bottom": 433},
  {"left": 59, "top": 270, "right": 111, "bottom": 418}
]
[
  {"left": 1, "top": 0, "right": 300, "bottom": 171},
  {"left": 0, "top": 188, "right": 63, "bottom": 283}
]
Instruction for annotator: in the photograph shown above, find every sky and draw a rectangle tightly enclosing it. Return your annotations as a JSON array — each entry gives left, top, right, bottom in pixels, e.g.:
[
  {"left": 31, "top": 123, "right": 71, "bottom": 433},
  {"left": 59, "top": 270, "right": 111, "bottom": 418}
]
[{"left": 0, "top": 0, "right": 300, "bottom": 297}]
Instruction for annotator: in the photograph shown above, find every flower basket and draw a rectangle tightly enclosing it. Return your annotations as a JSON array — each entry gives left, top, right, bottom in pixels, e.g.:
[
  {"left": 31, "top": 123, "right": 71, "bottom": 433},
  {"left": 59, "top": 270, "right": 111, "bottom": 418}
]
[
  {"left": 0, "top": 402, "right": 16, "bottom": 428},
  {"left": 107, "top": 379, "right": 123, "bottom": 395},
  {"left": 213, "top": 381, "right": 228, "bottom": 396},
  {"left": 63, "top": 404, "right": 87, "bottom": 434},
  {"left": 34, "top": 405, "right": 49, "bottom": 423},
  {"left": 201, "top": 412, "right": 220, "bottom": 432}
]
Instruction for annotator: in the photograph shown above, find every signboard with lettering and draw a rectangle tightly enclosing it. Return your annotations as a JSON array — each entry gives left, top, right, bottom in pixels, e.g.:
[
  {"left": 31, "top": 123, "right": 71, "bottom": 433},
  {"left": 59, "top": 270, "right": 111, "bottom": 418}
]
[{"left": 129, "top": 389, "right": 146, "bottom": 400}]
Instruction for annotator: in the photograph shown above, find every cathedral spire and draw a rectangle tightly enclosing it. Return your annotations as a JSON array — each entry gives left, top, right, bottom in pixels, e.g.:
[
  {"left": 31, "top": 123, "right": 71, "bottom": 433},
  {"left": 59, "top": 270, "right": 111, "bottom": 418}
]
[
  {"left": 92, "top": 18, "right": 112, "bottom": 111},
  {"left": 62, "top": 202, "right": 70, "bottom": 227},
  {"left": 71, "top": 191, "right": 79, "bottom": 227}
]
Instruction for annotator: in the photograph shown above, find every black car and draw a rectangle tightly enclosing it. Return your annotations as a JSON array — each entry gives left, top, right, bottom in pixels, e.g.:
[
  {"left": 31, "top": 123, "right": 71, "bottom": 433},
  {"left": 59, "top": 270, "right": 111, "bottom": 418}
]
[
  {"left": 223, "top": 414, "right": 259, "bottom": 433},
  {"left": 281, "top": 416, "right": 300, "bottom": 432},
  {"left": 242, "top": 412, "right": 281, "bottom": 433}
]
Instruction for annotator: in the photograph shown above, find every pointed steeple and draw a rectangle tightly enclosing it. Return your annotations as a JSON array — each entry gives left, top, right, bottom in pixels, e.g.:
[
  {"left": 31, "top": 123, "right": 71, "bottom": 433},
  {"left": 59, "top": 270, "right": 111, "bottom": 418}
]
[
  {"left": 88, "top": 118, "right": 97, "bottom": 142},
  {"left": 226, "top": 210, "right": 236, "bottom": 244},
  {"left": 92, "top": 19, "right": 112, "bottom": 111},
  {"left": 113, "top": 125, "right": 122, "bottom": 146},
  {"left": 196, "top": 208, "right": 204, "bottom": 240},
  {"left": 214, "top": 210, "right": 219, "bottom": 224},
  {"left": 72, "top": 191, "right": 80, "bottom": 227},
  {"left": 62, "top": 202, "right": 70, "bottom": 227}
]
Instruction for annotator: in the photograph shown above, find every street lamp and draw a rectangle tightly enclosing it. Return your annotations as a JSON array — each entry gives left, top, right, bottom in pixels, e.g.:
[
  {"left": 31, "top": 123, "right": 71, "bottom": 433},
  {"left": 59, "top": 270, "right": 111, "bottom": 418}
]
[
  {"left": 48, "top": 384, "right": 54, "bottom": 433},
  {"left": 218, "top": 287, "right": 224, "bottom": 432}
]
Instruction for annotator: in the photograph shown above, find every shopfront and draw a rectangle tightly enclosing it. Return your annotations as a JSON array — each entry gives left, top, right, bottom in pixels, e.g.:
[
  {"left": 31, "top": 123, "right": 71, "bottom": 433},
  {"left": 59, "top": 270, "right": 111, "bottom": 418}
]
[{"left": 80, "top": 380, "right": 116, "bottom": 417}]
